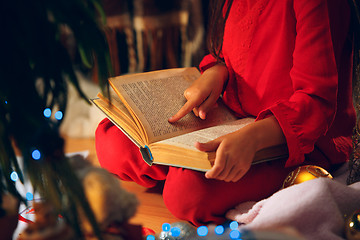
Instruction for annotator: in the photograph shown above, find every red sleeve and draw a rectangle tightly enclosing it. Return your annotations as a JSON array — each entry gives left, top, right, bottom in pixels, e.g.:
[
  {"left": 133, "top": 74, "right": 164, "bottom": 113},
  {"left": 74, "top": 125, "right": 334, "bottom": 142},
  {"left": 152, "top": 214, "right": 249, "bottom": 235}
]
[
  {"left": 258, "top": 0, "right": 349, "bottom": 167},
  {"left": 199, "top": 54, "right": 219, "bottom": 73}
]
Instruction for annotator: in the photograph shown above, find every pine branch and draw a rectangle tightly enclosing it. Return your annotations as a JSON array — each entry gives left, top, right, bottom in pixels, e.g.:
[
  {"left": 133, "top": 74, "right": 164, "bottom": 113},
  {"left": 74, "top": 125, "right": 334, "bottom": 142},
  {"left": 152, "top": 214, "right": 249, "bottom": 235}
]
[{"left": 0, "top": 0, "right": 113, "bottom": 238}]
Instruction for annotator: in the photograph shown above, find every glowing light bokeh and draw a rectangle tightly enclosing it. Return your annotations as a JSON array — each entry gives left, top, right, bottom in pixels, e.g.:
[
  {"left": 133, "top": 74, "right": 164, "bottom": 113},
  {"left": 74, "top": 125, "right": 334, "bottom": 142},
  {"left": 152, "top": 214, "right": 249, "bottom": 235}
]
[
  {"left": 215, "top": 225, "right": 225, "bottom": 235},
  {"left": 197, "top": 226, "right": 208, "bottom": 236},
  {"left": 55, "top": 111, "right": 63, "bottom": 120},
  {"left": 26, "top": 192, "right": 34, "bottom": 201},
  {"left": 10, "top": 171, "right": 18, "bottom": 182},
  {"left": 32, "top": 149, "right": 41, "bottom": 160},
  {"left": 146, "top": 235, "right": 155, "bottom": 240},
  {"left": 229, "top": 230, "right": 241, "bottom": 239},
  {"left": 230, "top": 221, "right": 239, "bottom": 230},
  {"left": 170, "top": 227, "right": 181, "bottom": 237},
  {"left": 43, "top": 108, "right": 51, "bottom": 118},
  {"left": 162, "top": 223, "right": 171, "bottom": 232}
]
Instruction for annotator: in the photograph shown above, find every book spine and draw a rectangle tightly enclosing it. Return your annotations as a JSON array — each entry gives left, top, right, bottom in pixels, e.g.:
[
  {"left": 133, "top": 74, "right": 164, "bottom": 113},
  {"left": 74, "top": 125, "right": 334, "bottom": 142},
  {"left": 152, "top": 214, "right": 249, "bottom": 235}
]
[{"left": 140, "top": 145, "right": 154, "bottom": 166}]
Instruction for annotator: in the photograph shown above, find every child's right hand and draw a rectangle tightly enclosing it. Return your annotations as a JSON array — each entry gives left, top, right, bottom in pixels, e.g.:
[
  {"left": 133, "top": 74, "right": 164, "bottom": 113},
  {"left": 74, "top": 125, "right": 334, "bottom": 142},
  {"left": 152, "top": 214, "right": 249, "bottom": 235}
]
[{"left": 168, "top": 64, "right": 229, "bottom": 123}]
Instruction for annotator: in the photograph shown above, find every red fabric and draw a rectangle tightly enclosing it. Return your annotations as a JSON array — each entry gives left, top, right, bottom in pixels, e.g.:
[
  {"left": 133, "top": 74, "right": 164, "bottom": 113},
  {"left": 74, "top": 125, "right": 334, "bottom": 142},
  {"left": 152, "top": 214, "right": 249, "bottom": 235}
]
[
  {"left": 95, "top": 0, "right": 354, "bottom": 227},
  {"left": 96, "top": 118, "right": 295, "bottom": 226},
  {"left": 200, "top": 0, "right": 355, "bottom": 168},
  {"left": 162, "top": 160, "right": 296, "bottom": 226},
  {"left": 95, "top": 119, "right": 168, "bottom": 188}
]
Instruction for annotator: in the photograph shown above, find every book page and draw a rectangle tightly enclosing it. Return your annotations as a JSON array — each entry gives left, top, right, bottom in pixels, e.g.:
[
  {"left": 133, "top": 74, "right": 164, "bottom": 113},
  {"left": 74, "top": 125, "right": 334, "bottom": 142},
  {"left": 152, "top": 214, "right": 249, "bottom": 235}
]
[
  {"left": 98, "top": 90, "right": 148, "bottom": 143},
  {"left": 91, "top": 97, "right": 145, "bottom": 147},
  {"left": 110, "top": 68, "right": 237, "bottom": 143},
  {"left": 153, "top": 118, "right": 255, "bottom": 150}
]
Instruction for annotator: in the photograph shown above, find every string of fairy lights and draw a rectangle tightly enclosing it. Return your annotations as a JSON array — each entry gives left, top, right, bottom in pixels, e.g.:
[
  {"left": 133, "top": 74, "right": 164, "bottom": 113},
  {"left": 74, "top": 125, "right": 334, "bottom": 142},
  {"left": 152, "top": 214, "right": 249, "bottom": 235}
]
[
  {"left": 6, "top": 101, "right": 246, "bottom": 239},
  {"left": 8, "top": 106, "right": 64, "bottom": 202},
  {"left": 146, "top": 221, "right": 243, "bottom": 239}
]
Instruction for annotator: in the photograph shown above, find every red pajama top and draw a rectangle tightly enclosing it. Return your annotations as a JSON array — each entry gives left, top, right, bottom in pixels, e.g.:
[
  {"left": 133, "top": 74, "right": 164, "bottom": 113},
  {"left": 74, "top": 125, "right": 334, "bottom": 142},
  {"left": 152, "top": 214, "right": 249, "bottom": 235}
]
[{"left": 200, "top": 0, "right": 355, "bottom": 168}]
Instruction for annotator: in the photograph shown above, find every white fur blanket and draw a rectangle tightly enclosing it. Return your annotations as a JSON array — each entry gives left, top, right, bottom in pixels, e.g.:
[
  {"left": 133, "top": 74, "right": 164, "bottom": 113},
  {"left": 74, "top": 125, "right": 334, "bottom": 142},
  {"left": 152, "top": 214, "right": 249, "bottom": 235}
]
[{"left": 226, "top": 164, "right": 360, "bottom": 240}]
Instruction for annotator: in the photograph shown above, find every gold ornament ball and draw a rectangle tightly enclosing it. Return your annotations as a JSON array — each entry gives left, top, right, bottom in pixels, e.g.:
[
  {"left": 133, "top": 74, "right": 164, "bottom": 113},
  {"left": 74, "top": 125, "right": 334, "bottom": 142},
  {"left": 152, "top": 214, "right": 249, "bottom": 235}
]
[
  {"left": 346, "top": 210, "right": 360, "bottom": 240},
  {"left": 282, "top": 165, "right": 333, "bottom": 188}
]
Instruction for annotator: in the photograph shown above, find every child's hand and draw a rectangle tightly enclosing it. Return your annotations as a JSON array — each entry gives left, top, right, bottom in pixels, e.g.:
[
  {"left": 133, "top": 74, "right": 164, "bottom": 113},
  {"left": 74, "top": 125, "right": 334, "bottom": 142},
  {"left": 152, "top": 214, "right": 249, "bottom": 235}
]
[
  {"left": 197, "top": 127, "right": 257, "bottom": 182},
  {"left": 168, "top": 64, "right": 228, "bottom": 123},
  {"left": 198, "top": 117, "right": 287, "bottom": 182}
]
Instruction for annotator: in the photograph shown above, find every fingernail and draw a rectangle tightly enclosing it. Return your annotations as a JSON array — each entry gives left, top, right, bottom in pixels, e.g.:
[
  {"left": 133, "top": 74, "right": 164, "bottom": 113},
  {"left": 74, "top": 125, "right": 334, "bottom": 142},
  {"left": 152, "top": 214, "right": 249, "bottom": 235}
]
[{"left": 199, "top": 111, "right": 206, "bottom": 119}]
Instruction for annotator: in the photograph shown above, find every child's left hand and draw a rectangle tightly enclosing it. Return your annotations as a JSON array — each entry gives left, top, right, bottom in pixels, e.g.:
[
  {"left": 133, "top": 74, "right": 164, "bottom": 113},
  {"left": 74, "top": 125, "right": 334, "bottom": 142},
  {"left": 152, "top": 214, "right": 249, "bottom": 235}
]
[
  {"left": 197, "top": 116, "right": 287, "bottom": 182},
  {"left": 196, "top": 126, "right": 257, "bottom": 182}
]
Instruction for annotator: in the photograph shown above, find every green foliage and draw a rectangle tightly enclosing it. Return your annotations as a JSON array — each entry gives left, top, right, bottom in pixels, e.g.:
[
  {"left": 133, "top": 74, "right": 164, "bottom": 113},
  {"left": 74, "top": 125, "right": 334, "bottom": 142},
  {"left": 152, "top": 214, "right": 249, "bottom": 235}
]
[{"left": 0, "top": 0, "right": 113, "bottom": 238}]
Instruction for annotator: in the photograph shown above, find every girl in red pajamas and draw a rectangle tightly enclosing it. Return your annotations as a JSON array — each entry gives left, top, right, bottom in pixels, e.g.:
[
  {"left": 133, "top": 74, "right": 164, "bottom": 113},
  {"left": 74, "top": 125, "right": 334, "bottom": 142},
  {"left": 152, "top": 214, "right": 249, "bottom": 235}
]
[{"left": 95, "top": 0, "right": 355, "bottom": 226}]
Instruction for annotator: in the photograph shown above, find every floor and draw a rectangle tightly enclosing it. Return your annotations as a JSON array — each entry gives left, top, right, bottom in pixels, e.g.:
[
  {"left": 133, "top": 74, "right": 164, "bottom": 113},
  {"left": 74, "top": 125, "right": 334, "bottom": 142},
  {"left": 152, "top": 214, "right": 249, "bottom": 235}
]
[{"left": 63, "top": 136, "right": 180, "bottom": 234}]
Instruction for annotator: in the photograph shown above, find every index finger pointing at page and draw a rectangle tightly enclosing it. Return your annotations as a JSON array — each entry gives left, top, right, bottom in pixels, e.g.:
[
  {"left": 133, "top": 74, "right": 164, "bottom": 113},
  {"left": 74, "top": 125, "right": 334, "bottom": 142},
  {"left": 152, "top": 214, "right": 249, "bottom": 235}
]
[{"left": 168, "top": 100, "right": 196, "bottom": 123}]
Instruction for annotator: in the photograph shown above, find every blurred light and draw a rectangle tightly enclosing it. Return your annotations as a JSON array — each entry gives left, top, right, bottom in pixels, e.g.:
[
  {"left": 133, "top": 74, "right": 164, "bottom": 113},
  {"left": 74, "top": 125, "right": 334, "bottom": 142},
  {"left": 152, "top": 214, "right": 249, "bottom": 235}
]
[
  {"left": 146, "top": 235, "right": 155, "bottom": 240},
  {"left": 26, "top": 192, "right": 33, "bottom": 201},
  {"left": 162, "top": 223, "right": 171, "bottom": 232},
  {"left": 230, "top": 221, "right": 239, "bottom": 230},
  {"left": 197, "top": 226, "right": 208, "bottom": 236},
  {"left": 43, "top": 108, "right": 51, "bottom": 118},
  {"left": 171, "top": 227, "right": 181, "bottom": 237},
  {"left": 229, "top": 230, "right": 241, "bottom": 239},
  {"left": 32, "top": 149, "right": 41, "bottom": 160},
  {"left": 215, "top": 225, "right": 225, "bottom": 235},
  {"left": 54, "top": 111, "right": 63, "bottom": 120},
  {"left": 10, "top": 171, "right": 18, "bottom": 182}
]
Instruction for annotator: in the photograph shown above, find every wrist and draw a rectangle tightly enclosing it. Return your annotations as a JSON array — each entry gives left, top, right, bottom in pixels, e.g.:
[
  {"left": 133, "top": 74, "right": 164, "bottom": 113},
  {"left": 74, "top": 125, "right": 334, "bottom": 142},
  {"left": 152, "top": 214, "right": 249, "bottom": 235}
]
[
  {"left": 247, "top": 116, "right": 286, "bottom": 151},
  {"left": 203, "top": 63, "right": 229, "bottom": 89}
]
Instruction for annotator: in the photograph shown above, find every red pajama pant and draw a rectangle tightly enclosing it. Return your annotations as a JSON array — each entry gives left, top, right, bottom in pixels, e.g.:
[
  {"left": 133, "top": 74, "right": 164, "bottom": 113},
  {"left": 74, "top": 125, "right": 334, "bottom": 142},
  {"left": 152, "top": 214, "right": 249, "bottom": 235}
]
[{"left": 95, "top": 118, "right": 294, "bottom": 226}]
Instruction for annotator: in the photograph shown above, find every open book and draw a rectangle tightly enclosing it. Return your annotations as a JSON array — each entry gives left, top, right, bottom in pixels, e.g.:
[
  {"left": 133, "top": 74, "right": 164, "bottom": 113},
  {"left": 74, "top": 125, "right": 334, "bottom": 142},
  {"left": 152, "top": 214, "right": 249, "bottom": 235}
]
[{"left": 91, "top": 67, "right": 288, "bottom": 172}]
